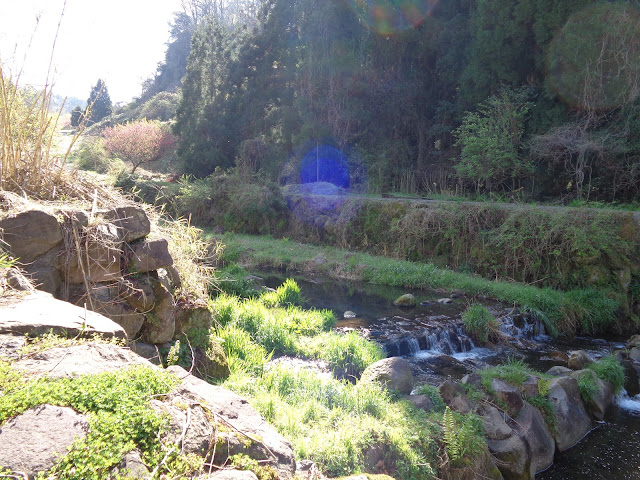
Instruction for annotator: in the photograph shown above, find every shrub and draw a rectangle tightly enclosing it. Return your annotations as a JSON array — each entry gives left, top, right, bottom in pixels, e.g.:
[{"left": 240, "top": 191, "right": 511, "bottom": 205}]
[
  {"left": 71, "top": 139, "right": 119, "bottom": 174},
  {"left": 588, "top": 356, "right": 626, "bottom": 393},
  {"left": 462, "top": 304, "right": 497, "bottom": 343},
  {"left": 563, "top": 288, "right": 619, "bottom": 334}
]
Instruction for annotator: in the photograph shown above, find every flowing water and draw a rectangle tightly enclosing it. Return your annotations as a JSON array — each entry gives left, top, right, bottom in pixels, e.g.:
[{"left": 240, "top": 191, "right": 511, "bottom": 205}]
[{"left": 259, "top": 271, "right": 640, "bottom": 479}]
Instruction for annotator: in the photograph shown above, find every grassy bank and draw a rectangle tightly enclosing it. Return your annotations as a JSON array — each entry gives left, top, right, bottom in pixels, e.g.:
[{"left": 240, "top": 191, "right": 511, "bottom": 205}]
[
  {"left": 214, "top": 233, "right": 623, "bottom": 336},
  {"left": 205, "top": 278, "right": 446, "bottom": 479}
]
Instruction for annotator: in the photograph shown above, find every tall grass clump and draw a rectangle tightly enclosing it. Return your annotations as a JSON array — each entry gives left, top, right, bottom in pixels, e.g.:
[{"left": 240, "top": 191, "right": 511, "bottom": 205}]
[
  {"left": 461, "top": 304, "right": 498, "bottom": 343},
  {"left": 588, "top": 356, "right": 626, "bottom": 393},
  {"left": 308, "top": 331, "right": 385, "bottom": 379},
  {"left": 260, "top": 278, "right": 303, "bottom": 307}
]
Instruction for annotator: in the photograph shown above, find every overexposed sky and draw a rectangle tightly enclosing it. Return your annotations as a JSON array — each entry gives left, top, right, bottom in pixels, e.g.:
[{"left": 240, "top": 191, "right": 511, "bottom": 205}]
[{"left": 0, "top": 0, "right": 184, "bottom": 103}]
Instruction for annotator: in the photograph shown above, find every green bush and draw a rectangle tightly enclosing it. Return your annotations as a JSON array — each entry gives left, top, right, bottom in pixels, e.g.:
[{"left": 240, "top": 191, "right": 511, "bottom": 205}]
[
  {"left": 442, "top": 407, "right": 486, "bottom": 467},
  {"left": 479, "top": 358, "right": 538, "bottom": 390},
  {"left": 588, "top": 356, "right": 626, "bottom": 393},
  {"left": 71, "top": 139, "right": 122, "bottom": 174},
  {"left": 462, "top": 304, "right": 497, "bottom": 343}
]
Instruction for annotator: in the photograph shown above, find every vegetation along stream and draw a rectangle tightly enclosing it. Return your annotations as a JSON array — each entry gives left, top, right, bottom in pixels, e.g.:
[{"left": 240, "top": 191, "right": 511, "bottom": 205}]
[{"left": 258, "top": 271, "right": 640, "bottom": 480}]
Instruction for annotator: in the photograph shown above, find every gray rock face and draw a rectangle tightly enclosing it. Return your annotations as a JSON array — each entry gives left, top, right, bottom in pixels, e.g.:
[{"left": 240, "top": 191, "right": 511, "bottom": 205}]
[
  {"left": 104, "top": 205, "right": 151, "bottom": 243},
  {"left": 142, "top": 280, "right": 175, "bottom": 344},
  {"left": 151, "top": 398, "right": 213, "bottom": 456},
  {"left": 61, "top": 223, "right": 122, "bottom": 284},
  {"left": 571, "top": 369, "right": 614, "bottom": 421},
  {"left": 0, "top": 291, "right": 126, "bottom": 340},
  {"left": 13, "top": 343, "right": 150, "bottom": 378},
  {"left": 491, "top": 378, "right": 524, "bottom": 415},
  {"left": 546, "top": 366, "right": 573, "bottom": 377},
  {"left": 360, "top": 357, "right": 414, "bottom": 394},
  {"left": 0, "top": 209, "right": 63, "bottom": 262},
  {"left": 22, "top": 246, "right": 63, "bottom": 295},
  {"left": 112, "top": 450, "right": 150, "bottom": 479},
  {"left": 482, "top": 405, "right": 512, "bottom": 441},
  {"left": 547, "top": 376, "right": 592, "bottom": 451},
  {"left": 129, "top": 238, "right": 174, "bottom": 274},
  {"left": 407, "top": 394, "right": 435, "bottom": 413},
  {"left": 167, "top": 366, "right": 296, "bottom": 479},
  {"left": 515, "top": 403, "right": 555, "bottom": 474},
  {"left": 0, "top": 334, "right": 26, "bottom": 360},
  {"left": 568, "top": 350, "right": 593, "bottom": 370},
  {"left": 0, "top": 404, "right": 89, "bottom": 478},
  {"left": 487, "top": 432, "right": 530, "bottom": 480}
]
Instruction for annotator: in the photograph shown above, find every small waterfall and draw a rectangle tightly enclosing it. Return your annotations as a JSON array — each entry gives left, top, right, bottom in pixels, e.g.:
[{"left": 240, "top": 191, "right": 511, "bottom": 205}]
[
  {"left": 616, "top": 391, "right": 640, "bottom": 413},
  {"left": 382, "top": 321, "right": 477, "bottom": 358}
]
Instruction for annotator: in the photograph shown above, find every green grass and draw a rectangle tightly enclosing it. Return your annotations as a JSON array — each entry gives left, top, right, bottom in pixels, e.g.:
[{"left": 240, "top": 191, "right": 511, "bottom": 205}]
[
  {"left": 0, "top": 364, "right": 197, "bottom": 480},
  {"left": 461, "top": 305, "right": 497, "bottom": 343},
  {"left": 213, "top": 233, "right": 621, "bottom": 336},
  {"left": 478, "top": 358, "right": 540, "bottom": 391},
  {"left": 588, "top": 356, "right": 626, "bottom": 393}
]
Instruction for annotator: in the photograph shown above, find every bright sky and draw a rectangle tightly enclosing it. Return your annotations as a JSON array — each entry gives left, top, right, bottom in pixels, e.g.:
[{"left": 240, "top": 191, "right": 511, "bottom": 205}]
[{"left": 0, "top": 0, "right": 184, "bottom": 104}]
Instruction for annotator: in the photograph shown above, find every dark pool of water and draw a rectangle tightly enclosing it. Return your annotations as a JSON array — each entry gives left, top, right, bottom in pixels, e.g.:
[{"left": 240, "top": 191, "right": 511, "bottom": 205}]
[{"left": 539, "top": 404, "right": 640, "bottom": 480}]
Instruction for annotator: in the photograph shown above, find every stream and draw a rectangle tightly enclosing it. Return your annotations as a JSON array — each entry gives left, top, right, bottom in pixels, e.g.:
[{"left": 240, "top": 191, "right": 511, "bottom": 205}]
[{"left": 258, "top": 271, "right": 640, "bottom": 480}]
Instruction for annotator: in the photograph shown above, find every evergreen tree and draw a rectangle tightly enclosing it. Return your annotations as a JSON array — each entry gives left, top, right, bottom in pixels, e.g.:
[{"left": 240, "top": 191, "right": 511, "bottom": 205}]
[
  {"left": 86, "top": 79, "right": 112, "bottom": 124},
  {"left": 70, "top": 106, "right": 84, "bottom": 127}
]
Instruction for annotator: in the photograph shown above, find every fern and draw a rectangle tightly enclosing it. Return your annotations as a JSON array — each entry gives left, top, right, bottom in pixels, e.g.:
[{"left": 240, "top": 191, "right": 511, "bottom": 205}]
[{"left": 443, "top": 407, "right": 461, "bottom": 461}]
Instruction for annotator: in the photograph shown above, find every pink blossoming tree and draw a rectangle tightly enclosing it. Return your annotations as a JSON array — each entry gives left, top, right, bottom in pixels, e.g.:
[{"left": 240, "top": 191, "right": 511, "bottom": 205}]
[{"left": 103, "top": 120, "right": 177, "bottom": 174}]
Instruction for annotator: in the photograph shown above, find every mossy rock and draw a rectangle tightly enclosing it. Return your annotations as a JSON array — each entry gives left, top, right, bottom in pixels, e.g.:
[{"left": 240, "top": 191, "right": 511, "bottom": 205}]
[
  {"left": 178, "top": 338, "right": 230, "bottom": 381},
  {"left": 393, "top": 293, "right": 416, "bottom": 307}
]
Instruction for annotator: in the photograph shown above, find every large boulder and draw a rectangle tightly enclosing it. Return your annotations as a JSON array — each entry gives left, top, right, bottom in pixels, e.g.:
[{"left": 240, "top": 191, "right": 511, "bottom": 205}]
[
  {"left": 0, "top": 209, "right": 63, "bottom": 262},
  {"left": 514, "top": 403, "right": 555, "bottom": 474},
  {"left": 0, "top": 404, "right": 89, "bottom": 478},
  {"left": 150, "top": 397, "right": 214, "bottom": 456},
  {"left": 0, "top": 291, "right": 126, "bottom": 340},
  {"left": 13, "top": 343, "right": 150, "bottom": 378},
  {"left": 104, "top": 205, "right": 151, "bottom": 243},
  {"left": 141, "top": 280, "right": 175, "bottom": 344},
  {"left": 481, "top": 405, "right": 512, "bottom": 441},
  {"left": 21, "top": 246, "right": 63, "bottom": 295},
  {"left": 490, "top": 378, "right": 524, "bottom": 415},
  {"left": 393, "top": 294, "right": 416, "bottom": 307},
  {"left": 486, "top": 432, "right": 530, "bottom": 480},
  {"left": 60, "top": 222, "right": 122, "bottom": 284},
  {"left": 360, "top": 357, "right": 414, "bottom": 394},
  {"left": 570, "top": 369, "right": 614, "bottom": 421},
  {"left": 568, "top": 350, "right": 593, "bottom": 370},
  {"left": 547, "top": 376, "right": 592, "bottom": 451},
  {"left": 167, "top": 366, "right": 296, "bottom": 479},
  {"left": 128, "top": 238, "right": 174, "bottom": 274},
  {"left": 202, "top": 471, "right": 259, "bottom": 480}
]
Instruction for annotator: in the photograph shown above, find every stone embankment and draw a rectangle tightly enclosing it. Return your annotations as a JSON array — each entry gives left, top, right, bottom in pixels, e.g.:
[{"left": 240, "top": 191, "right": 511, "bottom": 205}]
[{"left": 0, "top": 190, "right": 208, "bottom": 349}]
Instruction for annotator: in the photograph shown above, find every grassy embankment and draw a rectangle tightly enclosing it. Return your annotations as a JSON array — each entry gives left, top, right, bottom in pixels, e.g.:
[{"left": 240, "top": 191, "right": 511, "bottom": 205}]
[{"left": 214, "top": 232, "right": 620, "bottom": 337}]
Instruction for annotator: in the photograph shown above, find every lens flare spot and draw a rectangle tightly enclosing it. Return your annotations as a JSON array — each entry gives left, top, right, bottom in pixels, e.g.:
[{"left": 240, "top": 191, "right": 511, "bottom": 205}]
[
  {"left": 300, "top": 144, "right": 350, "bottom": 189},
  {"left": 351, "top": 0, "right": 439, "bottom": 35},
  {"left": 547, "top": 2, "right": 640, "bottom": 111}
]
